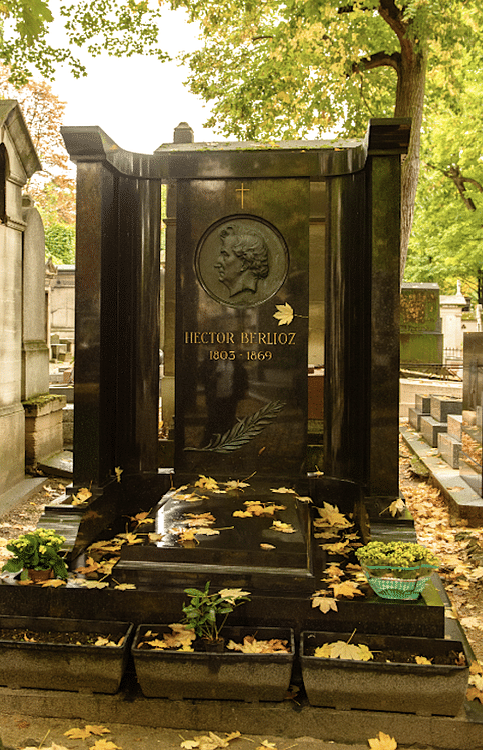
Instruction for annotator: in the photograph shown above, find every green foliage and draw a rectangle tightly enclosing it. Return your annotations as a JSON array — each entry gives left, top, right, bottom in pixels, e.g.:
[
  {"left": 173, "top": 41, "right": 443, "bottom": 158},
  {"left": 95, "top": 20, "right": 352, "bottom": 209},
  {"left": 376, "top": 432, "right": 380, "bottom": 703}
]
[
  {"left": 44, "top": 223, "right": 75, "bottom": 264},
  {"left": 174, "top": 0, "right": 480, "bottom": 141},
  {"left": 0, "top": 0, "right": 167, "bottom": 85},
  {"left": 356, "top": 541, "right": 439, "bottom": 569},
  {"left": 181, "top": 581, "right": 250, "bottom": 641},
  {"left": 2, "top": 528, "right": 69, "bottom": 580},
  {"left": 405, "top": 54, "right": 483, "bottom": 298}
]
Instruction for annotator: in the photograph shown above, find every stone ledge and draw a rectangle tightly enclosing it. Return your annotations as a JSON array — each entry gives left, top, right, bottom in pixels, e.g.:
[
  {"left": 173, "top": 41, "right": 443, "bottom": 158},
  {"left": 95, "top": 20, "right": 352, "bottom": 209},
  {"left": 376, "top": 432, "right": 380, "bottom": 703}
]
[
  {"left": 0, "top": 685, "right": 480, "bottom": 750},
  {"left": 23, "top": 394, "right": 66, "bottom": 417}
]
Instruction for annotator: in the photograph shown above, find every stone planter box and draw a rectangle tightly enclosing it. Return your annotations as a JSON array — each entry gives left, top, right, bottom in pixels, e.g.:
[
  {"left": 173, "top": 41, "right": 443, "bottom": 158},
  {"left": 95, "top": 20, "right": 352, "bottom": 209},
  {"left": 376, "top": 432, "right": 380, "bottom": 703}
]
[
  {"left": 133, "top": 625, "right": 294, "bottom": 701},
  {"left": 0, "top": 616, "right": 134, "bottom": 694},
  {"left": 300, "top": 631, "right": 468, "bottom": 716}
]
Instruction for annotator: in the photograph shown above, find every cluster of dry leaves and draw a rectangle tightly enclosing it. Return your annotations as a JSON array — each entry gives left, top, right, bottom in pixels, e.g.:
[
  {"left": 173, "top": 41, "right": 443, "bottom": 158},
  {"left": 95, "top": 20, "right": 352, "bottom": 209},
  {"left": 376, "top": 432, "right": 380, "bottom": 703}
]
[
  {"left": 399, "top": 436, "right": 483, "bottom": 702},
  {"left": 21, "top": 724, "right": 121, "bottom": 750}
]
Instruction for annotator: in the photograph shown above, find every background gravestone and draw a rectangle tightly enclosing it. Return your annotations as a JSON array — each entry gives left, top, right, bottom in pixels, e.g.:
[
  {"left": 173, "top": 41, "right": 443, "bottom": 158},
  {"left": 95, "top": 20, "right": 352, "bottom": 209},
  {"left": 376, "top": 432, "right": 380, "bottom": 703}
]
[{"left": 400, "top": 282, "right": 443, "bottom": 365}]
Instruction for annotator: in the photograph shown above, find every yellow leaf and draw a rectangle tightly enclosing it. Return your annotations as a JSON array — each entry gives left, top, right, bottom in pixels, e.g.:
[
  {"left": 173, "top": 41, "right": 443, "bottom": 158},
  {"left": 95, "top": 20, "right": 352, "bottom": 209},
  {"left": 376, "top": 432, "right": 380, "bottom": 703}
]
[
  {"left": 114, "top": 583, "right": 136, "bottom": 590},
  {"left": 85, "top": 726, "right": 110, "bottom": 737},
  {"left": 415, "top": 655, "right": 433, "bottom": 665},
  {"left": 256, "top": 742, "right": 278, "bottom": 749},
  {"left": 273, "top": 302, "right": 294, "bottom": 326},
  {"left": 65, "top": 727, "right": 92, "bottom": 740},
  {"left": 260, "top": 543, "right": 275, "bottom": 550},
  {"left": 312, "top": 596, "right": 338, "bottom": 614},
  {"left": 114, "top": 466, "right": 123, "bottom": 482},
  {"left": 89, "top": 740, "right": 121, "bottom": 750},
  {"left": 195, "top": 475, "right": 219, "bottom": 490},
  {"left": 181, "top": 742, "right": 199, "bottom": 750},
  {"left": 271, "top": 520, "right": 296, "bottom": 533},
  {"left": 270, "top": 486, "right": 296, "bottom": 494},
  {"left": 315, "top": 641, "right": 373, "bottom": 661},
  {"left": 41, "top": 578, "right": 66, "bottom": 587},
  {"left": 148, "top": 532, "right": 164, "bottom": 542},
  {"left": 368, "top": 731, "right": 397, "bottom": 750},
  {"left": 71, "top": 487, "right": 92, "bottom": 505},
  {"left": 329, "top": 580, "right": 363, "bottom": 599}
]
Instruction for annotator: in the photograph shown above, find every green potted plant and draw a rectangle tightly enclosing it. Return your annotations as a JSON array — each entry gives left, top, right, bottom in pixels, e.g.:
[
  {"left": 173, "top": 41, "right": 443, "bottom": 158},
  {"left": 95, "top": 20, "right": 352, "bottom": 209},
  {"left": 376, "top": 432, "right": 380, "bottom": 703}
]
[
  {"left": 355, "top": 540, "right": 439, "bottom": 600},
  {"left": 2, "top": 528, "right": 69, "bottom": 582},
  {"left": 180, "top": 580, "right": 251, "bottom": 649},
  {"left": 132, "top": 581, "right": 295, "bottom": 701}
]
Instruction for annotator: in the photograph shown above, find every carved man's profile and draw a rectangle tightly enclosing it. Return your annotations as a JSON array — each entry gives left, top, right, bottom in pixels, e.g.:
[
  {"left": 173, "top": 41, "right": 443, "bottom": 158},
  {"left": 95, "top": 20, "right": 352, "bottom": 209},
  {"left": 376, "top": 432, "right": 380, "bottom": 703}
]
[{"left": 214, "top": 224, "right": 270, "bottom": 297}]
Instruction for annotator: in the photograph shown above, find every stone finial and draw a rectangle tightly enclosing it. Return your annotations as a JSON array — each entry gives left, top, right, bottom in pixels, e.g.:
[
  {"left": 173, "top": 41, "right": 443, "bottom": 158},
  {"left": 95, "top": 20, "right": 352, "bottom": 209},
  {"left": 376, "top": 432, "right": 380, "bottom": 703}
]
[{"left": 173, "top": 122, "right": 194, "bottom": 144}]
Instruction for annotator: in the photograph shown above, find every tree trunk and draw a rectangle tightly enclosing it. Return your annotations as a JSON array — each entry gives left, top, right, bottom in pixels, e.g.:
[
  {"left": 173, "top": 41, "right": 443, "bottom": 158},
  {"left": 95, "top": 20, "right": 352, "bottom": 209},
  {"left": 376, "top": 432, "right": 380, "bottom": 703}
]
[{"left": 394, "top": 42, "right": 427, "bottom": 281}]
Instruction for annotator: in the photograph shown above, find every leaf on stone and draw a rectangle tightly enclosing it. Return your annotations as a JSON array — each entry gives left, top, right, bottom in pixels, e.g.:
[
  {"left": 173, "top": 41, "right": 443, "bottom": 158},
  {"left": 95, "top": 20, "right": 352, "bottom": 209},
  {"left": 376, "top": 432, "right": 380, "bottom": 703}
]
[
  {"left": 368, "top": 731, "right": 398, "bottom": 750},
  {"left": 75, "top": 557, "right": 100, "bottom": 575},
  {"left": 190, "top": 527, "right": 220, "bottom": 536},
  {"left": 296, "top": 495, "right": 313, "bottom": 503},
  {"left": 195, "top": 475, "right": 219, "bottom": 491},
  {"left": 240, "top": 501, "right": 286, "bottom": 517},
  {"left": 77, "top": 579, "right": 109, "bottom": 589},
  {"left": 329, "top": 580, "right": 363, "bottom": 599},
  {"left": 41, "top": 578, "right": 66, "bottom": 587},
  {"left": 256, "top": 742, "right": 278, "bottom": 750},
  {"left": 312, "top": 596, "right": 338, "bottom": 614},
  {"left": 129, "top": 511, "right": 152, "bottom": 527},
  {"left": 271, "top": 520, "right": 296, "bottom": 533},
  {"left": 116, "top": 532, "right": 143, "bottom": 545},
  {"left": 325, "top": 563, "right": 344, "bottom": 577},
  {"left": 89, "top": 740, "right": 121, "bottom": 750},
  {"left": 321, "top": 540, "right": 351, "bottom": 555},
  {"left": 273, "top": 302, "right": 294, "bottom": 326},
  {"left": 113, "top": 583, "right": 136, "bottom": 590},
  {"left": 315, "top": 502, "right": 352, "bottom": 528},
  {"left": 183, "top": 512, "right": 216, "bottom": 526},
  {"left": 224, "top": 479, "right": 250, "bottom": 490},
  {"left": 183, "top": 730, "right": 241, "bottom": 749},
  {"left": 270, "top": 486, "right": 296, "bottom": 494},
  {"left": 71, "top": 487, "right": 92, "bottom": 505},
  {"left": 114, "top": 466, "right": 123, "bottom": 482},
  {"left": 388, "top": 498, "right": 406, "bottom": 516},
  {"left": 466, "top": 686, "right": 483, "bottom": 703},
  {"left": 260, "top": 543, "right": 275, "bottom": 550},
  {"left": 65, "top": 727, "right": 92, "bottom": 740},
  {"left": 148, "top": 532, "right": 164, "bottom": 542}
]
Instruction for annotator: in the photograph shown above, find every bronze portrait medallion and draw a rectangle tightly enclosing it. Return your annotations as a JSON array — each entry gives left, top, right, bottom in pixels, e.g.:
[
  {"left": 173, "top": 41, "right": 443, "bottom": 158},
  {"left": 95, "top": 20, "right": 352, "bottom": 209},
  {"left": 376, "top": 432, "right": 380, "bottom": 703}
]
[{"left": 195, "top": 216, "right": 289, "bottom": 308}]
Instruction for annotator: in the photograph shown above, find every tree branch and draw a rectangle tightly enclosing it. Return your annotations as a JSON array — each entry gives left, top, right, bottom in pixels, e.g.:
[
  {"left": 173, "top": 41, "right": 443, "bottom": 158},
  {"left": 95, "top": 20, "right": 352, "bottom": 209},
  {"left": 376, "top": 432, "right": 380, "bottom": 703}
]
[
  {"left": 427, "top": 162, "right": 483, "bottom": 211},
  {"left": 353, "top": 50, "right": 400, "bottom": 74}
]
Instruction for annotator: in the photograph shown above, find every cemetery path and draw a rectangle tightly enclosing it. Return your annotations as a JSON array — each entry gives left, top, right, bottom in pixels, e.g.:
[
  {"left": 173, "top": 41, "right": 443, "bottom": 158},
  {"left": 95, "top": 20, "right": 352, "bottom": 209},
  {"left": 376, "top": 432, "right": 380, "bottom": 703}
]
[{"left": 399, "top": 436, "right": 483, "bottom": 663}]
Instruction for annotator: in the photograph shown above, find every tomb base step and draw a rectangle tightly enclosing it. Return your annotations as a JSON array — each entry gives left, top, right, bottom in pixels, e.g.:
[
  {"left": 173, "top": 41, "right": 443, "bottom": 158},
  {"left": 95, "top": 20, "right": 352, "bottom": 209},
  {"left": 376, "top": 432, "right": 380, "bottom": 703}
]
[
  {"left": 437, "top": 432, "right": 461, "bottom": 469},
  {"left": 419, "top": 416, "right": 447, "bottom": 447}
]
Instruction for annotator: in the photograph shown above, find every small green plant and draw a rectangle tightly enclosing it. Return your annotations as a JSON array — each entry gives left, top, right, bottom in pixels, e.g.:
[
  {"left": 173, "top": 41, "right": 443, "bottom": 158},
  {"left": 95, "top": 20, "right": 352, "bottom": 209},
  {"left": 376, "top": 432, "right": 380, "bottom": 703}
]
[
  {"left": 181, "top": 581, "right": 250, "bottom": 642},
  {"left": 356, "top": 540, "right": 439, "bottom": 569},
  {"left": 2, "top": 528, "right": 69, "bottom": 580}
]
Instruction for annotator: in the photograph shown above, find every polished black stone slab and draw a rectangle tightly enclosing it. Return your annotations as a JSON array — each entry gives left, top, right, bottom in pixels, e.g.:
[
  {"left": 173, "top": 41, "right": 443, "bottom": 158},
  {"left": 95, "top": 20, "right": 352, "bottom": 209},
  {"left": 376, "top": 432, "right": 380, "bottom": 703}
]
[
  {"left": 174, "top": 178, "right": 309, "bottom": 479},
  {"left": 116, "top": 479, "right": 314, "bottom": 593}
]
